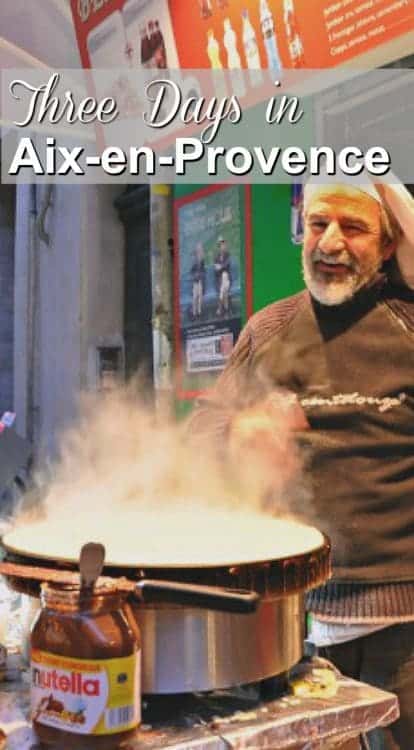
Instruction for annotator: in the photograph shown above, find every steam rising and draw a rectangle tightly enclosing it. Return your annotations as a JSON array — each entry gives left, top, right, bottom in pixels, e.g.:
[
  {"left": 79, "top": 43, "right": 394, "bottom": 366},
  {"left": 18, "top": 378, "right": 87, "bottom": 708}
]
[{"left": 13, "top": 384, "right": 313, "bottom": 557}]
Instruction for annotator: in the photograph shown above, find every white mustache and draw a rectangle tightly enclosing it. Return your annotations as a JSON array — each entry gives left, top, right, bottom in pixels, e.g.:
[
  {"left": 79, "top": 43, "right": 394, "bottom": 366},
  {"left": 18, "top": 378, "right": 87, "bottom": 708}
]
[{"left": 312, "top": 248, "right": 355, "bottom": 269}]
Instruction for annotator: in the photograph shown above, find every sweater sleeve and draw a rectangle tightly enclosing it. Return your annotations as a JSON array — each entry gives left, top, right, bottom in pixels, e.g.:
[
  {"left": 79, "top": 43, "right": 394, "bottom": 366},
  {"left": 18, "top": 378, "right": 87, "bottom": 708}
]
[
  {"left": 186, "top": 321, "right": 253, "bottom": 444},
  {"left": 186, "top": 292, "right": 307, "bottom": 444}
]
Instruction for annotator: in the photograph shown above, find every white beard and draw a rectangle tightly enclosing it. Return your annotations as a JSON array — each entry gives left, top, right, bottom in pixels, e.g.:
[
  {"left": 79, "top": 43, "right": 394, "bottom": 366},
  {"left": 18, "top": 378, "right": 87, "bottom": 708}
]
[
  {"left": 302, "top": 264, "right": 360, "bottom": 306},
  {"left": 302, "top": 252, "right": 382, "bottom": 306}
]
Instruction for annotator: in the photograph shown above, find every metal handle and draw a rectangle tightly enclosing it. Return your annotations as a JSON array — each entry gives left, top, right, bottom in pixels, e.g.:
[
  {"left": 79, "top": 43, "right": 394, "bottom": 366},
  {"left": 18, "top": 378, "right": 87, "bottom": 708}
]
[{"left": 134, "top": 579, "right": 260, "bottom": 614}]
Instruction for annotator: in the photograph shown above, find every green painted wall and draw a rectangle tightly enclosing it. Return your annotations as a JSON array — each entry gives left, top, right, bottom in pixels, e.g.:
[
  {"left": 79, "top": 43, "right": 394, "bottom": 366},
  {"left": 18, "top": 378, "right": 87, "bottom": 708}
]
[
  {"left": 250, "top": 185, "right": 303, "bottom": 310},
  {"left": 174, "top": 184, "right": 304, "bottom": 414}
]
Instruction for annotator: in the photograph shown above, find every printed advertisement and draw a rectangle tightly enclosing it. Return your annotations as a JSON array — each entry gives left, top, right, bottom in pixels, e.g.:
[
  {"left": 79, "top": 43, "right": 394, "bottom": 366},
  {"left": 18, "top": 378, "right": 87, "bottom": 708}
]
[
  {"left": 70, "top": 0, "right": 179, "bottom": 70},
  {"left": 69, "top": 0, "right": 181, "bottom": 152},
  {"left": 169, "top": 0, "right": 414, "bottom": 70},
  {"left": 174, "top": 185, "right": 252, "bottom": 399}
]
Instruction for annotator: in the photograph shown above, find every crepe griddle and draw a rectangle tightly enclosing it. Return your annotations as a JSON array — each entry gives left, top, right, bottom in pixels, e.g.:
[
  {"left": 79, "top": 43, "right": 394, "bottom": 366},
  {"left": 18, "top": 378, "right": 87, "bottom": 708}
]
[{"left": 2, "top": 511, "right": 325, "bottom": 569}]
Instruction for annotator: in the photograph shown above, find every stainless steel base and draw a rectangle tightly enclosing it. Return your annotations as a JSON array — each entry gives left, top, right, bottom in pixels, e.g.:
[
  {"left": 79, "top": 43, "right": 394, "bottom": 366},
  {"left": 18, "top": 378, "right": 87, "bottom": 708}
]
[{"left": 130, "top": 594, "right": 305, "bottom": 694}]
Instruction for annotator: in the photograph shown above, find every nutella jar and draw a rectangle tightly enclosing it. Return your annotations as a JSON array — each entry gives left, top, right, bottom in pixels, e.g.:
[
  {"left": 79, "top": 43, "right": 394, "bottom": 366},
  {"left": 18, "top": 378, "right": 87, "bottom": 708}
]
[{"left": 30, "top": 582, "right": 141, "bottom": 749}]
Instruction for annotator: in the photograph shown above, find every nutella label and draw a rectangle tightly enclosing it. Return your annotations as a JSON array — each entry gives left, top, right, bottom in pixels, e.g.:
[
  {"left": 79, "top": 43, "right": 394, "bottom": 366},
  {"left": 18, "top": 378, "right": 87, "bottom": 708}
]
[{"left": 31, "top": 649, "right": 140, "bottom": 735}]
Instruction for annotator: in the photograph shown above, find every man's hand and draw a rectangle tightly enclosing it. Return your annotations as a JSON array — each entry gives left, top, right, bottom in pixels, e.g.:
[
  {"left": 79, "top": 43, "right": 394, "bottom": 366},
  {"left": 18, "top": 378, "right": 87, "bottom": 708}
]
[
  {"left": 227, "top": 392, "right": 309, "bottom": 500},
  {"left": 374, "top": 176, "right": 414, "bottom": 289}
]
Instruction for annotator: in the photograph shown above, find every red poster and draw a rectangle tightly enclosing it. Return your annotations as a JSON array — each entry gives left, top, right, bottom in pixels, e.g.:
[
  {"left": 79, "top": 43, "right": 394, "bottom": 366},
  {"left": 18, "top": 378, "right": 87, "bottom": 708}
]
[{"left": 169, "top": 0, "right": 414, "bottom": 70}]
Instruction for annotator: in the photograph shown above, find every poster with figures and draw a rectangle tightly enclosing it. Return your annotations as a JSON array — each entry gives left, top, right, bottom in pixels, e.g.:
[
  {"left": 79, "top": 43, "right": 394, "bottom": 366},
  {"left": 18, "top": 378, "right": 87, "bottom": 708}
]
[
  {"left": 174, "top": 185, "right": 252, "bottom": 400},
  {"left": 169, "top": 0, "right": 414, "bottom": 71},
  {"left": 70, "top": 0, "right": 179, "bottom": 71}
]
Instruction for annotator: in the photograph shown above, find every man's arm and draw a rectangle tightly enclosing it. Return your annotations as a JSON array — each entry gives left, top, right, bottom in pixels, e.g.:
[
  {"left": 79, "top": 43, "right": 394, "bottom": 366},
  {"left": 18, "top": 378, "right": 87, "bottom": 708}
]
[
  {"left": 187, "top": 292, "right": 310, "bottom": 445},
  {"left": 374, "top": 177, "right": 414, "bottom": 288},
  {"left": 187, "top": 321, "right": 253, "bottom": 444},
  {"left": 186, "top": 293, "right": 311, "bottom": 505}
]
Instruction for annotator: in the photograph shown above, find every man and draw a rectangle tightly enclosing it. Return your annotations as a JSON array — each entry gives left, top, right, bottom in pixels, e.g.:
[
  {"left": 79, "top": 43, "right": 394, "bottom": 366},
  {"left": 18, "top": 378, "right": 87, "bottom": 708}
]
[
  {"left": 189, "top": 178, "right": 414, "bottom": 749},
  {"left": 214, "top": 237, "right": 232, "bottom": 316},
  {"left": 190, "top": 242, "right": 206, "bottom": 319}
]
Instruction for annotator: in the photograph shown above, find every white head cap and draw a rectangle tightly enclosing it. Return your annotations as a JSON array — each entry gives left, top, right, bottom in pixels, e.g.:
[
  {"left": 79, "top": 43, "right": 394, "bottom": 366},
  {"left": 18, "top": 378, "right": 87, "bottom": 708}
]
[{"left": 303, "top": 171, "right": 383, "bottom": 211}]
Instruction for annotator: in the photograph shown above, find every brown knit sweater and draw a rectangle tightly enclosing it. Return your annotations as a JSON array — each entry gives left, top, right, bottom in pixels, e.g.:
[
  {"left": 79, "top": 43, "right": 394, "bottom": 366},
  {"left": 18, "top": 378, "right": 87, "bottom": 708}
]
[{"left": 189, "top": 276, "right": 414, "bottom": 622}]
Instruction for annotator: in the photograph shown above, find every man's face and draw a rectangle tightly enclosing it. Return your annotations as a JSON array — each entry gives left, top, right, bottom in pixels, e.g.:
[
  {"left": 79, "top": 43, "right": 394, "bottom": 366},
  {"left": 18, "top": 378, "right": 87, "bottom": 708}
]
[{"left": 302, "top": 186, "right": 393, "bottom": 306}]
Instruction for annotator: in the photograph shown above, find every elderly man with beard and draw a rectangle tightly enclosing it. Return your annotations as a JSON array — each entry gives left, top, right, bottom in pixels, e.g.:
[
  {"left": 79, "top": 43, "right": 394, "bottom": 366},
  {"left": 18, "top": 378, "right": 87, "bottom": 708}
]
[{"left": 189, "top": 178, "right": 414, "bottom": 749}]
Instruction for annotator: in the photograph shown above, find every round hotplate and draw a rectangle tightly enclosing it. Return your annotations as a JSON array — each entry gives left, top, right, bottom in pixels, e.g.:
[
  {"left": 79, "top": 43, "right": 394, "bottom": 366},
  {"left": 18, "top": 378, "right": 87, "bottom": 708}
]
[{"left": 3, "top": 509, "right": 324, "bottom": 569}]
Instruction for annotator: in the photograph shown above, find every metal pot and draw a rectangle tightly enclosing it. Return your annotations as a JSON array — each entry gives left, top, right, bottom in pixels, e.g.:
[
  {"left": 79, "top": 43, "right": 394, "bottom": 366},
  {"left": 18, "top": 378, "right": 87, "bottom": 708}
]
[{"left": 130, "top": 595, "right": 304, "bottom": 693}]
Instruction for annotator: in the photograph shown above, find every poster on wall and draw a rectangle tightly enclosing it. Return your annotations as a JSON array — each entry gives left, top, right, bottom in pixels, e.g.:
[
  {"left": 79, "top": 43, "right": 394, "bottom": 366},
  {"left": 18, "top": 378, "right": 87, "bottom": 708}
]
[
  {"left": 70, "top": 0, "right": 179, "bottom": 70},
  {"left": 174, "top": 185, "right": 252, "bottom": 400},
  {"left": 69, "top": 0, "right": 181, "bottom": 150},
  {"left": 169, "top": 0, "right": 414, "bottom": 71}
]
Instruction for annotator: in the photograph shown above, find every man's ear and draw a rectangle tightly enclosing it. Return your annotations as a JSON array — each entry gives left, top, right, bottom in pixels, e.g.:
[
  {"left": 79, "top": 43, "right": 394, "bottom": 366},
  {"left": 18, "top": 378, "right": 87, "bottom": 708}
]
[
  {"left": 383, "top": 239, "right": 397, "bottom": 261},
  {"left": 382, "top": 228, "right": 402, "bottom": 260}
]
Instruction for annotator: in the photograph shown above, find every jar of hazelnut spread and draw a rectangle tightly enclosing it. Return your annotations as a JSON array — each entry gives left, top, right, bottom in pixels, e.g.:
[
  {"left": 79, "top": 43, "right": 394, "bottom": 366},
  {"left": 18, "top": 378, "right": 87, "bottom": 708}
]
[{"left": 30, "top": 582, "right": 141, "bottom": 749}]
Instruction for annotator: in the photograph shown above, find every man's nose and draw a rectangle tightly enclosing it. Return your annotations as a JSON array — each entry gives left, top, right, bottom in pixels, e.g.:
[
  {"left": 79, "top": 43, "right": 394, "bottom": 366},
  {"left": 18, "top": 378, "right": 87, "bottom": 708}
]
[{"left": 318, "top": 222, "right": 346, "bottom": 252}]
